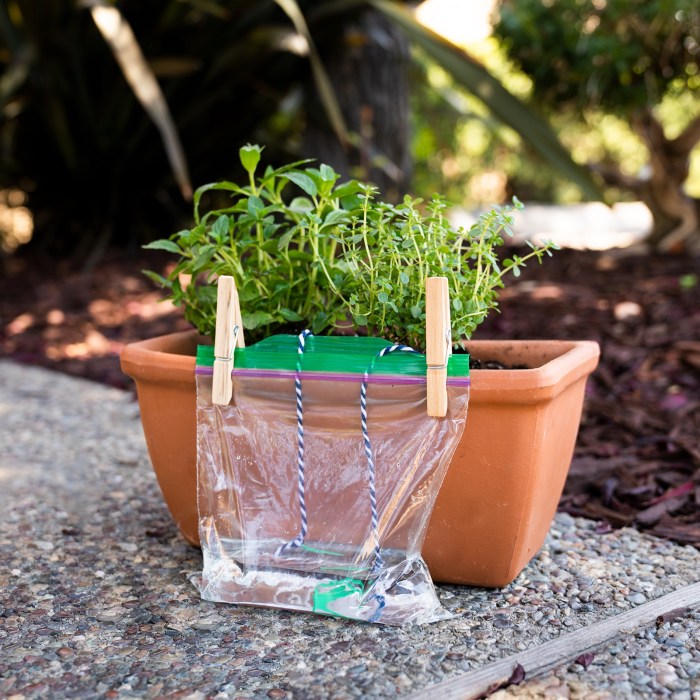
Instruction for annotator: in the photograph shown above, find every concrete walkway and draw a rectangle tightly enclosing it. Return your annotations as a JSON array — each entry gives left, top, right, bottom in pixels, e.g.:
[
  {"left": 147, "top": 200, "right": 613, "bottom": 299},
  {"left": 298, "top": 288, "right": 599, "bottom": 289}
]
[
  {"left": 451, "top": 201, "right": 651, "bottom": 251},
  {"left": 1, "top": 361, "right": 699, "bottom": 699}
]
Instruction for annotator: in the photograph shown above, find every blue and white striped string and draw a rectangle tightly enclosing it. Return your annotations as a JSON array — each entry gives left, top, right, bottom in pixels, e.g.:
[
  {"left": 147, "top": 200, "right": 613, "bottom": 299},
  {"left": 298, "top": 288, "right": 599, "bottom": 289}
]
[
  {"left": 360, "top": 344, "right": 419, "bottom": 573},
  {"left": 276, "top": 333, "right": 419, "bottom": 577},
  {"left": 276, "top": 329, "right": 313, "bottom": 556}
]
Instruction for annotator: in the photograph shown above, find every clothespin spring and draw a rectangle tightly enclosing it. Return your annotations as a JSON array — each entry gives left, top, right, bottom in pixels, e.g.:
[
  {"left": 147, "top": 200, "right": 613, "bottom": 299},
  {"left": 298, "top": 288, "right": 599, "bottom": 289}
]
[{"left": 214, "top": 325, "right": 239, "bottom": 363}]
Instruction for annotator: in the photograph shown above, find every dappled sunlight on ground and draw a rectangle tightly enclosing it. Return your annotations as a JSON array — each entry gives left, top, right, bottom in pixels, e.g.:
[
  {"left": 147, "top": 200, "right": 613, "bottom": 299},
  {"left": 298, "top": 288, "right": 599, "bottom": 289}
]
[
  {"left": 5, "top": 289, "right": 181, "bottom": 361},
  {"left": 502, "top": 281, "right": 566, "bottom": 301},
  {"left": 0, "top": 188, "right": 34, "bottom": 253},
  {"left": 0, "top": 255, "right": 191, "bottom": 387}
]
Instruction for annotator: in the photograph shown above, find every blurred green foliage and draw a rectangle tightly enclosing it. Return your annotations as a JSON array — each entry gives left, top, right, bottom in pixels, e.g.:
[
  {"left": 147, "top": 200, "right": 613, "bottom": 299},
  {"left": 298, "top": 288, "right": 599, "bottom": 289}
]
[
  {"left": 495, "top": 0, "right": 699, "bottom": 113},
  {"left": 492, "top": 0, "right": 700, "bottom": 247},
  {"left": 412, "top": 47, "right": 700, "bottom": 208},
  {"left": 410, "top": 0, "right": 700, "bottom": 251},
  {"left": 0, "top": 0, "right": 597, "bottom": 259}
]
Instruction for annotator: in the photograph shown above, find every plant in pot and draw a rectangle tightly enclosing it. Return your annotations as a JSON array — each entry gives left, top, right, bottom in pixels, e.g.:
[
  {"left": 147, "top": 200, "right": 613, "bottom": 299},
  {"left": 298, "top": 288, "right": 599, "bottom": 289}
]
[{"left": 122, "top": 144, "right": 600, "bottom": 587}]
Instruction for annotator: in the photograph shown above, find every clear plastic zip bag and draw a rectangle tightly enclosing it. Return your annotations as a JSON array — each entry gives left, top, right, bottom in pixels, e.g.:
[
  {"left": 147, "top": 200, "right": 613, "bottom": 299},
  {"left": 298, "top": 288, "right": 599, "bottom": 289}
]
[{"left": 193, "top": 334, "right": 469, "bottom": 625}]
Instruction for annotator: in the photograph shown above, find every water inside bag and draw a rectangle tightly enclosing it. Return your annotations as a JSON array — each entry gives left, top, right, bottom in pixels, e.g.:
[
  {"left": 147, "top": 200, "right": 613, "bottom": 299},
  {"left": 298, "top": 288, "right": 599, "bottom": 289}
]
[{"left": 194, "top": 334, "right": 470, "bottom": 625}]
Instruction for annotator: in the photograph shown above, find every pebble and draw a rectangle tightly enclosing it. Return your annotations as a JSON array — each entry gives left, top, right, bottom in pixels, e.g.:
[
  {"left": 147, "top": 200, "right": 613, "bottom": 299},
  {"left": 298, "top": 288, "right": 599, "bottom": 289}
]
[
  {"left": 666, "top": 638, "right": 687, "bottom": 649},
  {"left": 118, "top": 542, "right": 138, "bottom": 553},
  {"left": 629, "top": 669, "right": 652, "bottom": 685},
  {"left": 605, "top": 664, "right": 627, "bottom": 674},
  {"left": 671, "top": 692, "right": 691, "bottom": 700},
  {"left": 2, "top": 361, "right": 700, "bottom": 699},
  {"left": 685, "top": 662, "right": 700, "bottom": 678}
]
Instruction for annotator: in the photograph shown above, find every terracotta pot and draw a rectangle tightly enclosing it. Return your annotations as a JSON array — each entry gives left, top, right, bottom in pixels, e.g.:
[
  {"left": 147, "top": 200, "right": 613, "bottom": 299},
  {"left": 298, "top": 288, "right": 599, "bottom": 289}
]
[{"left": 121, "top": 331, "right": 599, "bottom": 587}]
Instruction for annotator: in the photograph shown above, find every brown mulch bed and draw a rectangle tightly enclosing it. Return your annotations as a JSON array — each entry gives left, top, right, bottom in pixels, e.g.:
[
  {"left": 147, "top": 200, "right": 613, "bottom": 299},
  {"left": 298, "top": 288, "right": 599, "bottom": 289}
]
[{"left": 1, "top": 247, "right": 699, "bottom": 548}]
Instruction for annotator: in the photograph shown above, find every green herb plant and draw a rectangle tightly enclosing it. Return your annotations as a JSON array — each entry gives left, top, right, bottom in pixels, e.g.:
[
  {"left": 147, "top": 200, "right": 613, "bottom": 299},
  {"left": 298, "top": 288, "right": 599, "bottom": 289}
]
[
  {"left": 144, "top": 144, "right": 363, "bottom": 338},
  {"left": 145, "top": 145, "right": 559, "bottom": 351},
  {"left": 337, "top": 189, "right": 558, "bottom": 348}
]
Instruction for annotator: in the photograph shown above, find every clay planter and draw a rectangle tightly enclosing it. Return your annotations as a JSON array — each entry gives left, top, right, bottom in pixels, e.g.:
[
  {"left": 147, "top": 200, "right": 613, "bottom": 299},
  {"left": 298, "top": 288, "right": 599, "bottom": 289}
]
[{"left": 121, "top": 330, "right": 599, "bottom": 587}]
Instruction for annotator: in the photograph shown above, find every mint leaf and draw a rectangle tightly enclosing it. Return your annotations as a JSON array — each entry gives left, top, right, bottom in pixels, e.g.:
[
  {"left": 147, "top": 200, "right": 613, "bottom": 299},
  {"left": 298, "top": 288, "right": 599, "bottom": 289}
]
[
  {"left": 279, "top": 308, "right": 303, "bottom": 322},
  {"left": 283, "top": 171, "right": 317, "bottom": 197},
  {"left": 143, "top": 239, "right": 181, "bottom": 254},
  {"left": 242, "top": 310, "right": 274, "bottom": 330},
  {"left": 239, "top": 144, "right": 263, "bottom": 175}
]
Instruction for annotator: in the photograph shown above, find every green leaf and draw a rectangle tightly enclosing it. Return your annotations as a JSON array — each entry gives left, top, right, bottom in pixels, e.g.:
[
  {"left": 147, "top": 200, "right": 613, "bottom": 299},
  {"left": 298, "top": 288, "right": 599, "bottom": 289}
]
[
  {"left": 242, "top": 310, "right": 274, "bottom": 330},
  {"left": 279, "top": 308, "right": 304, "bottom": 322},
  {"left": 193, "top": 181, "right": 246, "bottom": 223},
  {"left": 143, "top": 239, "right": 182, "bottom": 254},
  {"left": 277, "top": 225, "right": 300, "bottom": 250},
  {"left": 378, "top": 291, "right": 389, "bottom": 304},
  {"left": 192, "top": 244, "right": 217, "bottom": 270},
  {"left": 399, "top": 272, "right": 410, "bottom": 285},
  {"left": 282, "top": 171, "right": 318, "bottom": 197},
  {"left": 452, "top": 298, "right": 463, "bottom": 311},
  {"left": 353, "top": 314, "right": 368, "bottom": 326},
  {"left": 247, "top": 196, "right": 264, "bottom": 215},
  {"left": 240, "top": 144, "right": 263, "bottom": 175},
  {"left": 323, "top": 209, "right": 350, "bottom": 227},
  {"left": 238, "top": 281, "right": 259, "bottom": 303},
  {"left": 260, "top": 159, "right": 316, "bottom": 187},
  {"left": 174, "top": 229, "right": 192, "bottom": 242},
  {"left": 141, "top": 269, "right": 170, "bottom": 288},
  {"left": 333, "top": 181, "right": 363, "bottom": 199},
  {"left": 211, "top": 215, "right": 229, "bottom": 241},
  {"left": 319, "top": 163, "right": 337, "bottom": 182},
  {"left": 289, "top": 197, "right": 314, "bottom": 213},
  {"left": 410, "top": 304, "right": 422, "bottom": 319},
  {"left": 339, "top": 194, "right": 363, "bottom": 210},
  {"left": 311, "top": 311, "right": 330, "bottom": 334},
  {"left": 287, "top": 250, "right": 313, "bottom": 261}
]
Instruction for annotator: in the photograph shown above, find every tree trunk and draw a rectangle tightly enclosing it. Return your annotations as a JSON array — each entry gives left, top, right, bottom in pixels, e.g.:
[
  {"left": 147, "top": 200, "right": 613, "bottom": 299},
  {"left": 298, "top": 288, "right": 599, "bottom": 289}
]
[
  {"left": 304, "top": 8, "right": 411, "bottom": 201},
  {"left": 633, "top": 111, "right": 700, "bottom": 252}
]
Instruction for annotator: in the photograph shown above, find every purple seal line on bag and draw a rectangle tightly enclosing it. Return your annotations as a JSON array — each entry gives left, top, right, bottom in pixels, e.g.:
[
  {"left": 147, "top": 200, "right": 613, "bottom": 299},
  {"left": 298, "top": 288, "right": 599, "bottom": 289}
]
[{"left": 194, "top": 366, "right": 470, "bottom": 387}]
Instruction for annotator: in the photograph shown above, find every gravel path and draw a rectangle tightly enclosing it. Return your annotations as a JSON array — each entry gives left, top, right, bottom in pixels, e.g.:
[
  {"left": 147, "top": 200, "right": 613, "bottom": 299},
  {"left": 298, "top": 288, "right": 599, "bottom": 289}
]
[{"left": 1, "top": 360, "right": 699, "bottom": 699}]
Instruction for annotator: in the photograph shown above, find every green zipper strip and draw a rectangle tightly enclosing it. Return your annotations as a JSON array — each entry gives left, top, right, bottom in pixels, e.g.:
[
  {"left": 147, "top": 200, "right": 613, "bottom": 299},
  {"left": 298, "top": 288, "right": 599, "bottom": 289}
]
[{"left": 195, "top": 335, "right": 469, "bottom": 377}]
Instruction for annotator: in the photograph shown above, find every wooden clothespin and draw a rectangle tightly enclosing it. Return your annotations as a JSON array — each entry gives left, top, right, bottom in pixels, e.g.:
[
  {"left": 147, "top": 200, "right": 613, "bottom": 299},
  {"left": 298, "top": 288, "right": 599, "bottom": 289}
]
[
  {"left": 426, "top": 276, "right": 451, "bottom": 418},
  {"left": 212, "top": 275, "right": 245, "bottom": 405}
]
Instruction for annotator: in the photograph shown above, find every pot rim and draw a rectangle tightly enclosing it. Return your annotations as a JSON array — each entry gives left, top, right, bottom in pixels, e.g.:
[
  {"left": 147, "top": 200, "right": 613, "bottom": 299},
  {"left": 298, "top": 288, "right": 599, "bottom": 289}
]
[{"left": 121, "top": 330, "right": 600, "bottom": 401}]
